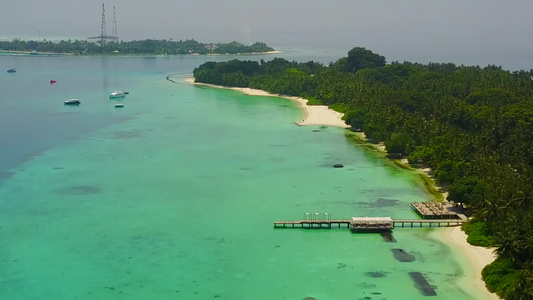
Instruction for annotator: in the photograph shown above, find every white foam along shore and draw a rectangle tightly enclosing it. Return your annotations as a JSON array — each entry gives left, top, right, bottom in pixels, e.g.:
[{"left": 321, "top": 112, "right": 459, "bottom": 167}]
[
  {"left": 185, "top": 77, "right": 349, "bottom": 128},
  {"left": 185, "top": 76, "right": 499, "bottom": 298}
]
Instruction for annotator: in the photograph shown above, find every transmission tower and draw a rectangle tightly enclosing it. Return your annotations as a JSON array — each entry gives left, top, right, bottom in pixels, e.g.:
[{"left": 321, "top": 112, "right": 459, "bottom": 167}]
[
  {"left": 101, "top": 4, "right": 107, "bottom": 39},
  {"left": 88, "top": 3, "right": 118, "bottom": 44},
  {"left": 112, "top": 6, "right": 118, "bottom": 38}
]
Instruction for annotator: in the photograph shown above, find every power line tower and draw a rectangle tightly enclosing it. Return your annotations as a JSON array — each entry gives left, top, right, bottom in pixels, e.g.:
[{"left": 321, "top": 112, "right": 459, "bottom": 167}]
[
  {"left": 112, "top": 6, "right": 118, "bottom": 38},
  {"left": 88, "top": 4, "right": 118, "bottom": 44},
  {"left": 101, "top": 3, "right": 107, "bottom": 39}
]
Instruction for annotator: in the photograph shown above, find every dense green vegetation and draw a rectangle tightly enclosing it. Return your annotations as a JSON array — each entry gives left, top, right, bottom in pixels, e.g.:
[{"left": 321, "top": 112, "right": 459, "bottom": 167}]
[
  {"left": 462, "top": 220, "right": 496, "bottom": 247},
  {"left": 482, "top": 258, "right": 519, "bottom": 298},
  {"left": 193, "top": 47, "right": 533, "bottom": 299},
  {"left": 0, "top": 39, "right": 274, "bottom": 55}
]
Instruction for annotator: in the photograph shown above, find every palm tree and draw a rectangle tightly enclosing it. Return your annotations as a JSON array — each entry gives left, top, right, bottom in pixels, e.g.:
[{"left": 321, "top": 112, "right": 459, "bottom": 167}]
[{"left": 506, "top": 266, "right": 533, "bottom": 300}]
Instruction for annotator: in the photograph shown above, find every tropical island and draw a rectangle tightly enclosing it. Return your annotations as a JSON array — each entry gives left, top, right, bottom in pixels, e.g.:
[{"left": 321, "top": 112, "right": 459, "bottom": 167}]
[
  {"left": 192, "top": 48, "right": 533, "bottom": 300},
  {"left": 0, "top": 39, "right": 275, "bottom": 55}
]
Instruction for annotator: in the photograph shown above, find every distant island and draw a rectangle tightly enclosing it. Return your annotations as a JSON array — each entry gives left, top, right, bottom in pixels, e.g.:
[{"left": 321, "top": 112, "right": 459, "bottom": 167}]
[{"left": 0, "top": 39, "right": 275, "bottom": 55}]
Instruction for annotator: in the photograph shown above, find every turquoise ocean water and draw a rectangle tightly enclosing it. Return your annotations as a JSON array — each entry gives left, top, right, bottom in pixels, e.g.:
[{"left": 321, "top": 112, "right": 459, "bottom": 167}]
[{"left": 1, "top": 52, "right": 481, "bottom": 299}]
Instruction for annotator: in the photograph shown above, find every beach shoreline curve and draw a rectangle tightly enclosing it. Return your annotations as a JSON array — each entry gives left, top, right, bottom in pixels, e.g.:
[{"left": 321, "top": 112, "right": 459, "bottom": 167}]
[
  {"left": 347, "top": 133, "right": 499, "bottom": 299},
  {"left": 183, "top": 76, "right": 498, "bottom": 299},
  {"left": 433, "top": 227, "right": 500, "bottom": 299},
  {"left": 185, "top": 77, "right": 350, "bottom": 129}
]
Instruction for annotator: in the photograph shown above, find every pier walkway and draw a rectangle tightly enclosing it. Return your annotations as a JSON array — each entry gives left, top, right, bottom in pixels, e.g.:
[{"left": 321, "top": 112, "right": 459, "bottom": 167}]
[
  {"left": 274, "top": 215, "right": 466, "bottom": 231},
  {"left": 392, "top": 219, "right": 465, "bottom": 227},
  {"left": 275, "top": 202, "right": 468, "bottom": 232},
  {"left": 274, "top": 219, "right": 352, "bottom": 229}
]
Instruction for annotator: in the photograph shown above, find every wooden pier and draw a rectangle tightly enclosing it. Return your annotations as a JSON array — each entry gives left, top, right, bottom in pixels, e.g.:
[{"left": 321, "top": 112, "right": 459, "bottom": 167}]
[
  {"left": 274, "top": 216, "right": 466, "bottom": 231},
  {"left": 274, "top": 219, "right": 352, "bottom": 229},
  {"left": 393, "top": 219, "right": 465, "bottom": 227}
]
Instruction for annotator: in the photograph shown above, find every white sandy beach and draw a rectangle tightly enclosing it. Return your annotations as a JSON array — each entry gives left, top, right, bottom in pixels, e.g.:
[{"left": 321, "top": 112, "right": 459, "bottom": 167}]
[
  {"left": 185, "top": 76, "right": 499, "bottom": 298},
  {"left": 356, "top": 135, "right": 497, "bottom": 298},
  {"left": 437, "top": 227, "right": 500, "bottom": 299},
  {"left": 249, "top": 50, "right": 282, "bottom": 55},
  {"left": 185, "top": 77, "right": 349, "bottom": 128}
]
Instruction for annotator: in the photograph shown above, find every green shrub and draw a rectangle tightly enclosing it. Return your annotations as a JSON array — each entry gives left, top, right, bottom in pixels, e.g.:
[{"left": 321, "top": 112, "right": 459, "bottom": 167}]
[
  {"left": 303, "top": 96, "right": 322, "bottom": 105},
  {"left": 462, "top": 220, "right": 496, "bottom": 247},
  {"left": 329, "top": 103, "right": 349, "bottom": 113},
  {"left": 482, "top": 258, "right": 517, "bottom": 298}
]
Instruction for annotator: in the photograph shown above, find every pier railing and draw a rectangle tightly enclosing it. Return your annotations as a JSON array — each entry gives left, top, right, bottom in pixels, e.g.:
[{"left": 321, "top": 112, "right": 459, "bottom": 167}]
[{"left": 274, "top": 211, "right": 467, "bottom": 231}]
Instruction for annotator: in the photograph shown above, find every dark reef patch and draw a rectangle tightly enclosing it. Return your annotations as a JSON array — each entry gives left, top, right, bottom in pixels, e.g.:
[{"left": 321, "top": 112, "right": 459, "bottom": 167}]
[
  {"left": 409, "top": 272, "right": 437, "bottom": 296},
  {"left": 374, "top": 198, "right": 399, "bottom": 207},
  {"left": 391, "top": 249, "right": 415, "bottom": 262},
  {"left": 270, "top": 157, "right": 285, "bottom": 163},
  {"left": 54, "top": 185, "right": 101, "bottom": 195},
  {"left": 358, "top": 282, "right": 377, "bottom": 289},
  {"left": 111, "top": 130, "right": 142, "bottom": 139},
  {"left": 356, "top": 198, "right": 400, "bottom": 209},
  {"left": 366, "top": 271, "right": 387, "bottom": 278},
  {"left": 0, "top": 171, "right": 14, "bottom": 180}
]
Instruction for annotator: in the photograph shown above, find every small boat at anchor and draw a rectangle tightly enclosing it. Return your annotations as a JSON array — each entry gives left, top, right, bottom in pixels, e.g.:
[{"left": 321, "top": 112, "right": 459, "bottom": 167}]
[
  {"left": 7, "top": 68, "right": 16, "bottom": 73},
  {"left": 50, "top": 80, "right": 57, "bottom": 84},
  {"left": 64, "top": 99, "right": 81, "bottom": 105},
  {"left": 115, "top": 104, "right": 124, "bottom": 108},
  {"left": 109, "top": 91, "right": 126, "bottom": 98}
]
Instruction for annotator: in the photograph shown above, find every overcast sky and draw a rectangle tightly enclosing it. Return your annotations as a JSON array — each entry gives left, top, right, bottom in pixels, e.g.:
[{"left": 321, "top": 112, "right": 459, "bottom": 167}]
[{"left": 2, "top": 0, "right": 533, "bottom": 69}]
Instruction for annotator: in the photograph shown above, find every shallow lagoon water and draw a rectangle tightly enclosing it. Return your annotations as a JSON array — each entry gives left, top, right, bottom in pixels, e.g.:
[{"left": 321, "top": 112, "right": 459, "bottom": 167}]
[{"left": 1, "top": 54, "right": 480, "bottom": 299}]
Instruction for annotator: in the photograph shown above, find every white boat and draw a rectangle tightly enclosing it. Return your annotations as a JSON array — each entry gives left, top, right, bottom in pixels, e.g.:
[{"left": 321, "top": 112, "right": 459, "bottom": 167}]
[
  {"left": 109, "top": 91, "right": 126, "bottom": 98},
  {"left": 64, "top": 98, "right": 81, "bottom": 105}
]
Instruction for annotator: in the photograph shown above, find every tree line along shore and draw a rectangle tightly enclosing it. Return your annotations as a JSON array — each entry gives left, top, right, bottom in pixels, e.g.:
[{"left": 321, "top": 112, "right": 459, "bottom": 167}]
[
  {"left": 192, "top": 48, "right": 533, "bottom": 300},
  {"left": 0, "top": 39, "right": 274, "bottom": 55}
]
